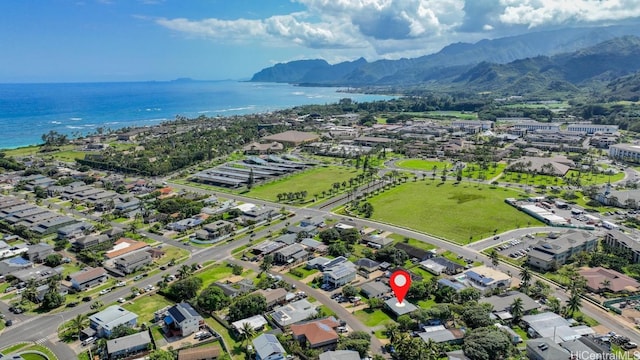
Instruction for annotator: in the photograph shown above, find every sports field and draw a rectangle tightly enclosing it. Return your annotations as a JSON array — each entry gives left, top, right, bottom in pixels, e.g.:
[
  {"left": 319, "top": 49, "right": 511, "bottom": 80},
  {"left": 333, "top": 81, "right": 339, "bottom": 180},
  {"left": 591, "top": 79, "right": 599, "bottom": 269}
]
[
  {"left": 247, "top": 166, "right": 361, "bottom": 201},
  {"left": 395, "top": 159, "right": 452, "bottom": 171},
  {"left": 366, "top": 182, "right": 542, "bottom": 243}
]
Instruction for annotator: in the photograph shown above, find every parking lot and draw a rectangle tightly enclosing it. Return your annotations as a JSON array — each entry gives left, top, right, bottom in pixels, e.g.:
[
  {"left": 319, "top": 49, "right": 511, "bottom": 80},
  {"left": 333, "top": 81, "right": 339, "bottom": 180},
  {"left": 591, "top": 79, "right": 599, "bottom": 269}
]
[{"left": 494, "top": 233, "right": 540, "bottom": 260}]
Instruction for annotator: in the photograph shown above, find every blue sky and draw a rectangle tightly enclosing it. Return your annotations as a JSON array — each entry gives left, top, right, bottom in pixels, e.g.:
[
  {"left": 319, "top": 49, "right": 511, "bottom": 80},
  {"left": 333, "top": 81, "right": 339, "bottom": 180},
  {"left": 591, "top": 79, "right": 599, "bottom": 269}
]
[{"left": 1, "top": 0, "right": 639, "bottom": 83}]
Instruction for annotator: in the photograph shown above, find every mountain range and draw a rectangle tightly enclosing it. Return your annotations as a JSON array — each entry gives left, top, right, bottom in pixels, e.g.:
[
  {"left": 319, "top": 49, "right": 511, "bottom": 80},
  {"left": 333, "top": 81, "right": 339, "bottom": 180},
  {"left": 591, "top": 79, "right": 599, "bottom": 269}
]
[{"left": 250, "top": 24, "right": 640, "bottom": 98}]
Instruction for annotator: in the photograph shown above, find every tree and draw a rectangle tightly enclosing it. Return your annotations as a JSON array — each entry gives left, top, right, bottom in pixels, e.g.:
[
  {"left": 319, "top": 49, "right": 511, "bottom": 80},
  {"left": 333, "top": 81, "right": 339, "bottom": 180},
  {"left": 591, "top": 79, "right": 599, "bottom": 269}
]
[
  {"left": 458, "top": 288, "right": 481, "bottom": 303},
  {"left": 69, "top": 313, "right": 89, "bottom": 339},
  {"left": 342, "top": 285, "right": 358, "bottom": 298},
  {"left": 178, "top": 264, "right": 193, "bottom": 279},
  {"left": 110, "top": 324, "right": 137, "bottom": 339},
  {"left": 166, "top": 277, "right": 203, "bottom": 301},
  {"left": 547, "top": 297, "right": 562, "bottom": 314},
  {"left": 567, "top": 291, "right": 582, "bottom": 317},
  {"left": 510, "top": 297, "right": 524, "bottom": 322},
  {"left": 337, "top": 331, "right": 371, "bottom": 358},
  {"left": 239, "top": 322, "right": 256, "bottom": 346},
  {"left": 247, "top": 168, "right": 254, "bottom": 190},
  {"left": 196, "top": 285, "right": 230, "bottom": 314},
  {"left": 260, "top": 255, "right": 274, "bottom": 274},
  {"left": 463, "top": 326, "right": 513, "bottom": 360},
  {"left": 519, "top": 267, "right": 532, "bottom": 289},
  {"left": 461, "top": 303, "right": 493, "bottom": 329},
  {"left": 44, "top": 253, "right": 63, "bottom": 267},
  {"left": 228, "top": 294, "right": 267, "bottom": 322},
  {"left": 148, "top": 349, "right": 175, "bottom": 360},
  {"left": 489, "top": 250, "right": 499, "bottom": 268}
]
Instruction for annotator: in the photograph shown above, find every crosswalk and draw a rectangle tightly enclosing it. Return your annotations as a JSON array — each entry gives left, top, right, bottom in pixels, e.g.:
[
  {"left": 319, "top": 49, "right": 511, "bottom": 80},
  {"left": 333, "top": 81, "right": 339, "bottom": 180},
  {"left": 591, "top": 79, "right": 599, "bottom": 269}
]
[{"left": 35, "top": 336, "right": 50, "bottom": 345}]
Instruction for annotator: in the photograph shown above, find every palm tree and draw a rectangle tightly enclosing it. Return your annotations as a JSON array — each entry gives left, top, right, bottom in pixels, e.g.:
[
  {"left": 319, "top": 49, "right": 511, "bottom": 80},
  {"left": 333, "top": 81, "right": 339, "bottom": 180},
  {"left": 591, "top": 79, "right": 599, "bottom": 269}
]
[
  {"left": 70, "top": 313, "right": 89, "bottom": 339},
  {"left": 240, "top": 322, "right": 256, "bottom": 347},
  {"left": 567, "top": 291, "right": 582, "bottom": 317},
  {"left": 178, "top": 264, "right": 192, "bottom": 279},
  {"left": 385, "top": 323, "right": 401, "bottom": 344},
  {"left": 547, "top": 297, "right": 562, "bottom": 314},
  {"left": 489, "top": 250, "right": 499, "bottom": 268},
  {"left": 519, "top": 267, "right": 532, "bottom": 290},
  {"left": 510, "top": 297, "right": 524, "bottom": 323}
]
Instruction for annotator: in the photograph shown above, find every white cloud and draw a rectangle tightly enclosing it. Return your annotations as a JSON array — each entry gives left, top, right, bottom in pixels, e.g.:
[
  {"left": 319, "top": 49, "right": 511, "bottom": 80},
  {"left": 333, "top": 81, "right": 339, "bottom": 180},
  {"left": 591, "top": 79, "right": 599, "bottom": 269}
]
[
  {"left": 153, "top": 0, "right": 640, "bottom": 61},
  {"left": 499, "top": 0, "right": 640, "bottom": 28}
]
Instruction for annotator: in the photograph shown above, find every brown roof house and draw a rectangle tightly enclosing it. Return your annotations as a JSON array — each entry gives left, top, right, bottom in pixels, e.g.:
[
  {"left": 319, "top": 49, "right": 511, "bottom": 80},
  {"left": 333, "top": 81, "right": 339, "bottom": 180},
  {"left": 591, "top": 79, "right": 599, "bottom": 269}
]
[
  {"left": 251, "top": 288, "right": 287, "bottom": 309},
  {"left": 70, "top": 267, "right": 108, "bottom": 290},
  {"left": 242, "top": 141, "right": 284, "bottom": 155},
  {"left": 291, "top": 317, "right": 341, "bottom": 350},
  {"left": 579, "top": 267, "right": 640, "bottom": 293}
]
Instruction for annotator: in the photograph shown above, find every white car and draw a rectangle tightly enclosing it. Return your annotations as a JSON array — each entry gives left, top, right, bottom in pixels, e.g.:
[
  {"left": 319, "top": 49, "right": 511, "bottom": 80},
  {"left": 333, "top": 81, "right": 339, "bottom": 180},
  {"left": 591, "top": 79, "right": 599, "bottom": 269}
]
[
  {"left": 116, "top": 281, "right": 126, "bottom": 287},
  {"left": 117, "top": 297, "right": 126, "bottom": 303},
  {"left": 99, "top": 288, "right": 111, "bottom": 295}
]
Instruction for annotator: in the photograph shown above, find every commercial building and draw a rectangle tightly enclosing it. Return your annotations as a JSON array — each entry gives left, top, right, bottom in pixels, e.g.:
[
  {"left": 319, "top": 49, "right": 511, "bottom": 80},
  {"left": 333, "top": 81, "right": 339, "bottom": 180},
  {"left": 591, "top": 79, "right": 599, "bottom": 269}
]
[
  {"left": 609, "top": 143, "right": 640, "bottom": 162},
  {"left": 461, "top": 266, "right": 511, "bottom": 293},
  {"left": 602, "top": 231, "right": 640, "bottom": 264},
  {"left": 527, "top": 231, "right": 598, "bottom": 270},
  {"left": 567, "top": 123, "right": 618, "bottom": 134}
]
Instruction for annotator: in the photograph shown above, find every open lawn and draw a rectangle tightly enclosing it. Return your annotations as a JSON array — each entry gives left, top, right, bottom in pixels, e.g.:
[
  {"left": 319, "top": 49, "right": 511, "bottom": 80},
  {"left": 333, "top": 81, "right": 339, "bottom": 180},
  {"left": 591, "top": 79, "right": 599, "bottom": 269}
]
[
  {"left": 463, "top": 162, "right": 506, "bottom": 181},
  {"left": 365, "top": 182, "right": 542, "bottom": 243},
  {"left": 122, "top": 294, "right": 174, "bottom": 324},
  {"left": 50, "top": 150, "right": 87, "bottom": 162},
  {"left": 204, "top": 317, "right": 242, "bottom": 360},
  {"left": 501, "top": 169, "right": 624, "bottom": 187},
  {"left": 354, "top": 308, "right": 394, "bottom": 327},
  {"left": 195, "top": 264, "right": 236, "bottom": 289},
  {"left": 388, "top": 234, "right": 436, "bottom": 252},
  {"left": 156, "top": 246, "right": 190, "bottom": 265},
  {"left": 2, "top": 145, "right": 41, "bottom": 156},
  {"left": 246, "top": 166, "right": 361, "bottom": 202},
  {"left": 395, "top": 159, "right": 452, "bottom": 172}
]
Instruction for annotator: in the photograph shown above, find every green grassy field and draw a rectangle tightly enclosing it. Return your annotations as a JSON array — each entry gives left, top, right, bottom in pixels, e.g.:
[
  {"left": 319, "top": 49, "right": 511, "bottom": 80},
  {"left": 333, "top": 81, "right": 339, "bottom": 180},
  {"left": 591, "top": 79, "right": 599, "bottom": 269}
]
[
  {"left": 395, "top": 159, "right": 452, "bottom": 171},
  {"left": 501, "top": 169, "right": 625, "bottom": 186},
  {"left": 365, "top": 182, "right": 542, "bottom": 243},
  {"left": 195, "top": 264, "right": 236, "bottom": 289},
  {"left": 123, "top": 294, "right": 174, "bottom": 324},
  {"left": 354, "top": 308, "right": 394, "bottom": 327},
  {"left": 463, "top": 162, "right": 506, "bottom": 181},
  {"left": 246, "top": 166, "right": 361, "bottom": 202},
  {"left": 425, "top": 111, "right": 478, "bottom": 119},
  {"left": 50, "top": 150, "right": 87, "bottom": 162}
]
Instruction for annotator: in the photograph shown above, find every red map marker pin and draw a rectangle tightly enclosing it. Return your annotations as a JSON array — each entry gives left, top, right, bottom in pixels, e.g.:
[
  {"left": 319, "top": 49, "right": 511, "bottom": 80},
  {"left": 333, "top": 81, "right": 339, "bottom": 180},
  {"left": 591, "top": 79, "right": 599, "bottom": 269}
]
[{"left": 390, "top": 270, "right": 411, "bottom": 306}]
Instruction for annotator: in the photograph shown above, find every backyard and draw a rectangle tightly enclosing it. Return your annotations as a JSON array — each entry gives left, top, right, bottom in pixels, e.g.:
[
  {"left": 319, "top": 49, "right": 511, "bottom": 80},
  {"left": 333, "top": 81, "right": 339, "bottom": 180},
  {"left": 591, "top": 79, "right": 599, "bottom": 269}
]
[{"left": 364, "top": 181, "right": 543, "bottom": 244}]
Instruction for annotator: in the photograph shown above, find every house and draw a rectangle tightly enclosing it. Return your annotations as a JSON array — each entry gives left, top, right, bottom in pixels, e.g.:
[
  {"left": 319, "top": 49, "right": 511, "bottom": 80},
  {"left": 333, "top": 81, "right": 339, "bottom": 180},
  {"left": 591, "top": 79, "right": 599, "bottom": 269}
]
[
  {"left": 578, "top": 267, "right": 640, "bottom": 293},
  {"left": 26, "top": 243, "right": 54, "bottom": 262},
  {"left": 354, "top": 258, "right": 380, "bottom": 273},
  {"left": 271, "top": 299, "right": 317, "bottom": 328},
  {"left": 418, "top": 327, "right": 465, "bottom": 345},
  {"left": 89, "top": 305, "right": 138, "bottom": 338},
  {"left": 72, "top": 234, "right": 110, "bottom": 251},
  {"left": 286, "top": 224, "right": 318, "bottom": 236},
  {"left": 522, "top": 312, "right": 586, "bottom": 342},
  {"left": 252, "top": 240, "right": 286, "bottom": 256},
  {"left": 57, "top": 221, "right": 94, "bottom": 240},
  {"left": 253, "top": 333, "right": 287, "bottom": 360},
  {"left": 394, "top": 243, "right": 433, "bottom": 261},
  {"left": 70, "top": 267, "right": 108, "bottom": 290},
  {"left": 213, "top": 279, "right": 255, "bottom": 298},
  {"left": 300, "top": 216, "right": 325, "bottom": 228},
  {"left": 240, "top": 205, "right": 276, "bottom": 223},
  {"left": 105, "top": 238, "right": 150, "bottom": 259},
  {"left": 364, "top": 234, "right": 394, "bottom": 248},
  {"left": 243, "top": 141, "right": 284, "bottom": 155},
  {"left": 527, "top": 231, "right": 598, "bottom": 270},
  {"left": 462, "top": 266, "right": 511, "bottom": 293},
  {"left": 252, "top": 288, "right": 287, "bottom": 309},
  {"left": 106, "top": 331, "right": 152, "bottom": 360},
  {"left": 360, "top": 281, "right": 391, "bottom": 299},
  {"left": 420, "top": 257, "right": 464, "bottom": 275},
  {"left": 274, "top": 244, "right": 308, "bottom": 265},
  {"left": 437, "top": 278, "right": 467, "bottom": 292},
  {"left": 232, "top": 314, "right": 268, "bottom": 334},
  {"left": 306, "top": 256, "right": 331, "bottom": 270},
  {"left": 113, "top": 250, "right": 153, "bottom": 274},
  {"left": 165, "top": 302, "right": 204, "bottom": 337},
  {"left": 274, "top": 233, "right": 298, "bottom": 246},
  {"left": 12, "top": 265, "right": 63, "bottom": 285},
  {"left": 480, "top": 292, "right": 540, "bottom": 315},
  {"left": 178, "top": 346, "right": 222, "bottom": 360},
  {"left": 195, "top": 220, "right": 235, "bottom": 241},
  {"left": 526, "top": 338, "right": 571, "bottom": 360},
  {"left": 299, "top": 238, "right": 328, "bottom": 254},
  {"left": 291, "top": 317, "right": 340, "bottom": 349},
  {"left": 323, "top": 261, "right": 357, "bottom": 288},
  {"left": 319, "top": 350, "right": 360, "bottom": 360},
  {"left": 384, "top": 298, "right": 418, "bottom": 318}
]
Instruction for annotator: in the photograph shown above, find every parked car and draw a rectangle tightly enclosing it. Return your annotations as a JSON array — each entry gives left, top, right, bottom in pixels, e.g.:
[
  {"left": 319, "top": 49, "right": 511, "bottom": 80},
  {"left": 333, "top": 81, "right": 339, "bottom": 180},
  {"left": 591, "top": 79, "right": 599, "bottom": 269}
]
[
  {"left": 82, "top": 296, "right": 92, "bottom": 302},
  {"left": 117, "top": 297, "right": 126, "bottom": 303},
  {"left": 99, "top": 288, "right": 111, "bottom": 295},
  {"left": 133, "top": 275, "right": 143, "bottom": 281}
]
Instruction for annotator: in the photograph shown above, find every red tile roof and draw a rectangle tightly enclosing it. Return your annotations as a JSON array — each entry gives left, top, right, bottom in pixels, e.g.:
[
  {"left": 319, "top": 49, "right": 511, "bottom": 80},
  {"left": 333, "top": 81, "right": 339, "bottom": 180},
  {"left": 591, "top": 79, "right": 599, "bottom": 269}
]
[{"left": 291, "top": 318, "right": 340, "bottom": 347}]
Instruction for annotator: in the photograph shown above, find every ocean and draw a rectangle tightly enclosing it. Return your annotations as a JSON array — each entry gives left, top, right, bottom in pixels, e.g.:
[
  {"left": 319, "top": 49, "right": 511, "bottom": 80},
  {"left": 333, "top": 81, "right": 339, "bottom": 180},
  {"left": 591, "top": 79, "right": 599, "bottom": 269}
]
[{"left": 0, "top": 81, "right": 393, "bottom": 149}]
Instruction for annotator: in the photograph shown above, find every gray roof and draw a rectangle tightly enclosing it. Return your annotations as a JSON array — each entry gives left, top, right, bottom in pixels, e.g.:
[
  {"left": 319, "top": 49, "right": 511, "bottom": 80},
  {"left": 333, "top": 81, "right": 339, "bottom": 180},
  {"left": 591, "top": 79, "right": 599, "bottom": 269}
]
[
  {"left": 480, "top": 291, "right": 540, "bottom": 313},
  {"left": 418, "top": 329, "right": 464, "bottom": 343},
  {"left": 354, "top": 258, "right": 380, "bottom": 270},
  {"left": 272, "top": 299, "right": 317, "bottom": 327},
  {"left": 385, "top": 298, "right": 418, "bottom": 316},
  {"left": 360, "top": 282, "right": 391, "bottom": 298},
  {"left": 106, "top": 331, "right": 151, "bottom": 354},
  {"left": 527, "top": 338, "right": 570, "bottom": 360},
  {"left": 90, "top": 306, "right": 138, "bottom": 333},
  {"left": 253, "top": 333, "right": 286, "bottom": 359},
  {"left": 167, "top": 302, "right": 202, "bottom": 324},
  {"left": 276, "top": 243, "right": 306, "bottom": 257},
  {"left": 532, "top": 230, "right": 597, "bottom": 255},
  {"left": 522, "top": 312, "right": 581, "bottom": 342},
  {"left": 319, "top": 350, "right": 360, "bottom": 360}
]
